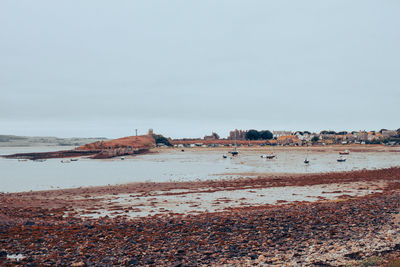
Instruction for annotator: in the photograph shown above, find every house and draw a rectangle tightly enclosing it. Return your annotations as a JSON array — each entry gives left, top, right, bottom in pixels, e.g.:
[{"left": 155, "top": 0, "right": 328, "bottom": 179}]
[
  {"left": 382, "top": 130, "right": 397, "bottom": 139},
  {"left": 345, "top": 133, "right": 356, "bottom": 142},
  {"left": 204, "top": 132, "right": 220, "bottom": 140},
  {"left": 273, "top": 131, "right": 293, "bottom": 138},
  {"left": 156, "top": 143, "right": 168, "bottom": 147},
  {"left": 356, "top": 131, "right": 368, "bottom": 141},
  {"left": 335, "top": 135, "right": 345, "bottom": 142},
  {"left": 277, "top": 135, "right": 302, "bottom": 146},
  {"left": 266, "top": 139, "right": 278, "bottom": 146},
  {"left": 295, "top": 132, "right": 313, "bottom": 142},
  {"left": 228, "top": 129, "right": 247, "bottom": 140},
  {"left": 319, "top": 133, "right": 335, "bottom": 140}
]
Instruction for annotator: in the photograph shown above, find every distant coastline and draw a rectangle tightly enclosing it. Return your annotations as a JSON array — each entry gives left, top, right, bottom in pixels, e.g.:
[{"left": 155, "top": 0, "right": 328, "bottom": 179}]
[{"left": 0, "top": 135, "right": 108, "bottom": 147}]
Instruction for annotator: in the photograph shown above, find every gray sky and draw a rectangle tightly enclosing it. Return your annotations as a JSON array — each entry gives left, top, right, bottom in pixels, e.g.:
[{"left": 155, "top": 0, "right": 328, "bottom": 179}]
[{"left": 1, "top": 0, "right": 399, "bottom": 139}]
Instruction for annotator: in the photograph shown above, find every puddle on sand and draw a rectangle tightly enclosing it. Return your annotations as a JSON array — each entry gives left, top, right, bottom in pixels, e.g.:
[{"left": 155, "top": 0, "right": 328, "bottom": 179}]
[{"left": 7, "top": 254, "right": 25, "bottom": 261}]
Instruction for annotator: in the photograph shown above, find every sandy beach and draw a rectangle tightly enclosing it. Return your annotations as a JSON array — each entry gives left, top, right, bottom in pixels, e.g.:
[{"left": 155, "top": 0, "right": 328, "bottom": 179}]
[{"left": 2, "top": 156, "right": 400, "bottom": 265}]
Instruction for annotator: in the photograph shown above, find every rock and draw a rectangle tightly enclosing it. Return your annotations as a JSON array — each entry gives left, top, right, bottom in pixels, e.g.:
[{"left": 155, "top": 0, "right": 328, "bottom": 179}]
[
  {"left": 126, "top": 258, "right": 139, "bottom": 265},
  {"left": 257, "top": 255, "right": 266, "bottom": 263},
  {"left": 71, "top": 261, "right": 86, "bottom": 267}
]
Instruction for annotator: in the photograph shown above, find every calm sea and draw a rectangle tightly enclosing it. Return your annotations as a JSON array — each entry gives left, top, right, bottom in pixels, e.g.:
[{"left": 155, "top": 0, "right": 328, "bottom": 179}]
[{"left": 1, "top": 146, "right": 399, "bottom": 193}]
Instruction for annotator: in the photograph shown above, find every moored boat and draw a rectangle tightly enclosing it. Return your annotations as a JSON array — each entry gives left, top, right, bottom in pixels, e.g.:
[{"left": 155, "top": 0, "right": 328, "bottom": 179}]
[
  {"left": 337, "top": 156, "right": 346, "bottom": 162},
  {"left": 229, "top": 132, "right": 239, "bottom": 156},
  {"left": 339, "top": 150, "right": 350, "bottom": 155},
  {"left": 230, "top": 150, "right": 239, "bottom": 156}
]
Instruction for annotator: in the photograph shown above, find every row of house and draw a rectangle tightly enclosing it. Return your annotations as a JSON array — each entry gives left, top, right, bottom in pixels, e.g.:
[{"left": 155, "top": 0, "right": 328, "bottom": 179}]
[
  {"left": 277, "top": 130, "right": 399, "bottom": 146},
  {"left": 183, "top": 129, "right": 400, "bottom": 147}
]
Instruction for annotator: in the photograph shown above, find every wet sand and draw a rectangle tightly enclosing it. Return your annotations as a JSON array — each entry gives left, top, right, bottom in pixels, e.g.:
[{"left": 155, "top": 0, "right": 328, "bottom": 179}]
[{"left": 1, "top": 167, "right": 400, "bottom": 265}]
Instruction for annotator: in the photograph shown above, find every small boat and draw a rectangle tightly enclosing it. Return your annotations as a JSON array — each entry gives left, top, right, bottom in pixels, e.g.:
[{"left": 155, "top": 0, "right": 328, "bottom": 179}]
[
  {"left": 337, "top": 156, "right": 346, "bottom": 162},
  {"left": 222, "top": 154, "right": 227, "bottom": 159},
  {"left": 33, "top": 159, "right": 46, "bottom": 162},
  {"left": 304, "top": 158, "right": 310, "bottom": 164},
  {"left": 229, "top": 132, "right": 239, "bottom": 156},
  {"left": 339, "top": 150, "right": 350, "bottom": 155},
  {"left": 229, "top": 146, "right": 239, "bottom": 156},
  {"left": 181, "top": 149, "right": 185, "bottom": 152},
  {"left": 120, "top": 157, "right": 125, "bottom": 160},
  {"left": 61, "top": 159, "right": 71, "bottom": 163},
  {"left": 70, "top": 158, "right": 79, "bottom": 162},
  {"left": 18, "top": 159, "right": 28, "bottom": 162},
  {"left": 261, "top": 154, "right": 275, "bottom": 159}
]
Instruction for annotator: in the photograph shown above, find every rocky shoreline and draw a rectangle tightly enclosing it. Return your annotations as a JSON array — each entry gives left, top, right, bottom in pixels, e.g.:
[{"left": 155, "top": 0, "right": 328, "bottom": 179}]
[
  {"left": 2, "top": 135, "right": 155, "bottom": 160},
  {"left": 2, "top": 168, "right": 400, "bottom": 266}
]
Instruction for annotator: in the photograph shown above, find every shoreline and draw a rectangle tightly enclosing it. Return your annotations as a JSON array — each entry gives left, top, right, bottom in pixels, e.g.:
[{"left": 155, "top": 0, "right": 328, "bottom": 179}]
[
  {"left": 2, "top": 166, "right": 400, "bottom": 265},
  {"left": 5, "top": 166, "right": 399, "bottom": 197},
  {"left": 1, "top": 144, "right": 400, "bottom": 194}
]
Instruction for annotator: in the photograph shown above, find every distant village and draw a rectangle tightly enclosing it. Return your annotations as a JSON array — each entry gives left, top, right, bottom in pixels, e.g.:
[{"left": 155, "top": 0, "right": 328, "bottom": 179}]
[{"left": 168, "top": 128, "right": 400, "bottom": 147}]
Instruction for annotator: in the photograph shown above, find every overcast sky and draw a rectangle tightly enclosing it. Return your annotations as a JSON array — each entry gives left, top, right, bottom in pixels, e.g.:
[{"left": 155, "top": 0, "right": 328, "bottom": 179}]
[{"left": 0, "top": 0, "right": 399, "bottom": 139}]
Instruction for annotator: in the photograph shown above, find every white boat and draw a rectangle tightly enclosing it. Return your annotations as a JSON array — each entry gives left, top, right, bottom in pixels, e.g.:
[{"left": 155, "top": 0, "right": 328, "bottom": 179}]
[
  {"left": 61, "top": 159, "right": 71, "bottom": 163},
  {"left": 339, "top": 150, "right": 350, "bottom": 155},
  {"left": 304, "top": 158, "right": 310, "bottom": 164},
  {"left": 222, "top": 154, "right": 228, "bottom": 158},
  {"left": 337, "top": 156, "right": 346, "bottom": 162},
  {"left": 121, "top": 157, "right": 125, "bottom": 160}
]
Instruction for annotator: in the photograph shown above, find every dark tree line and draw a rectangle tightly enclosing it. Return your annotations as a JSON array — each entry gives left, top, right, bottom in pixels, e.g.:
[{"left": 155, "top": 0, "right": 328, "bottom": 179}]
[{"left": 245, "top": 130, "right": 273, "bottom": 140}]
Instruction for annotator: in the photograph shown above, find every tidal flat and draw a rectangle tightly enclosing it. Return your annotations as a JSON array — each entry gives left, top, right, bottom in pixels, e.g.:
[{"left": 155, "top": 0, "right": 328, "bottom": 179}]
[{"left": 1, "top": 146, "right": 400, "bottom": 265}]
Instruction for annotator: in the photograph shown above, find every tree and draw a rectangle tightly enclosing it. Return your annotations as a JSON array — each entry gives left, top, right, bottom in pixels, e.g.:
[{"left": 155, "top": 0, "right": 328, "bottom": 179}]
[
  {"left": 245, "top": 129, "right": 260, "bottom": 140},
  {"left": 321, "top": 130, "right": 336, "bottom": 135},
  {"left": 260, "top": 130, "right": 273, "bottom": 140},
  {"left": 311, "top": 136, "right": 319, "bottom": 143},
  {"left": 212, "top": 132, "right": 220, "bottom": 139},
  {"left": 153, "top": 134, "right": 172, "bottom": 146}
]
